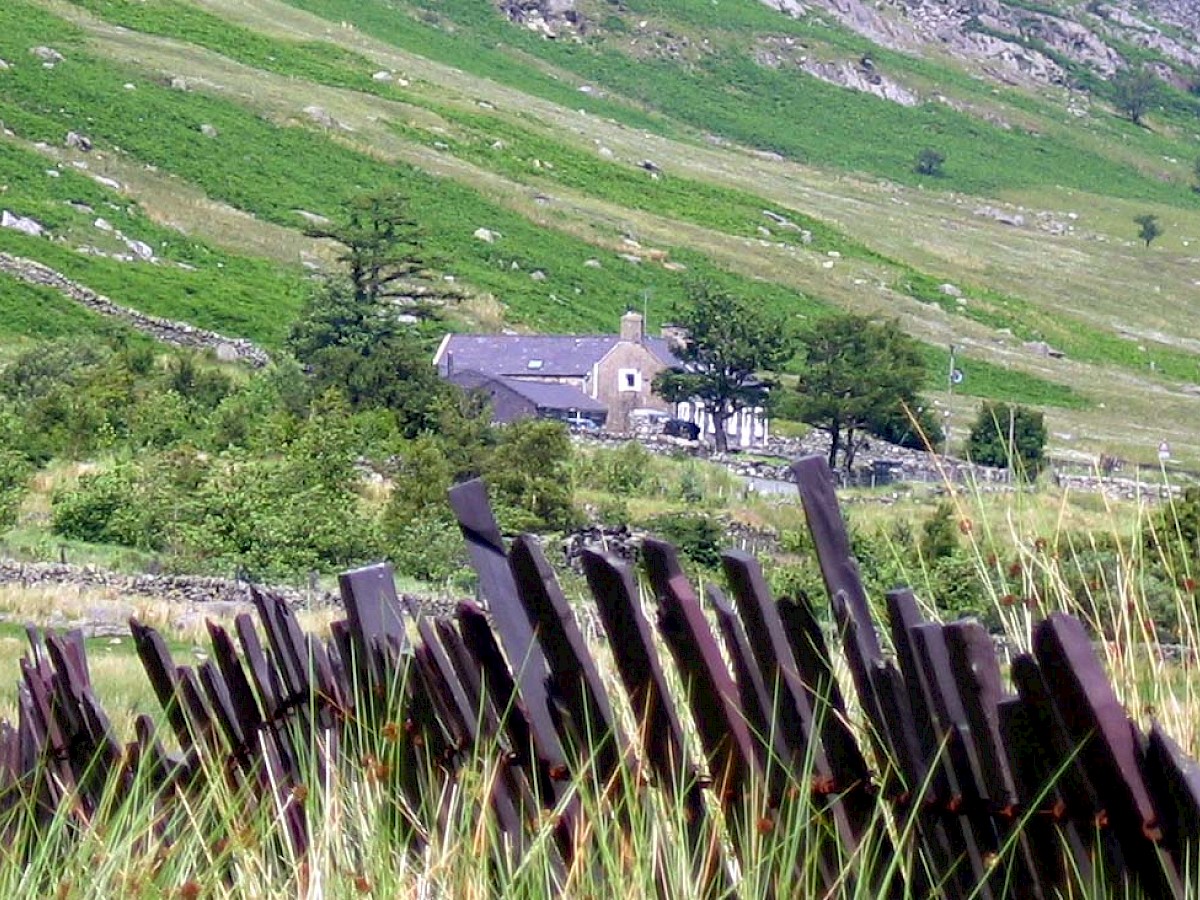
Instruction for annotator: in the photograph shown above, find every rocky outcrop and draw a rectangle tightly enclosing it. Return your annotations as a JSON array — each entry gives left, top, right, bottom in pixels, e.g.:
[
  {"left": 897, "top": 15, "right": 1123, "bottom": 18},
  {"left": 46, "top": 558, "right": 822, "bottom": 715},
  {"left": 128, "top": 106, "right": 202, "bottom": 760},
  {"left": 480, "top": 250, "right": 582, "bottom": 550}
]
[
  {"left": 751, "top": 0, "right": 1199, "bottom": 96},
  {"left": 800, "top": 58, "right": 920, "bottom": 105},
  {"left": 0, "top": 252, "right": 271, "bottom": 367}
]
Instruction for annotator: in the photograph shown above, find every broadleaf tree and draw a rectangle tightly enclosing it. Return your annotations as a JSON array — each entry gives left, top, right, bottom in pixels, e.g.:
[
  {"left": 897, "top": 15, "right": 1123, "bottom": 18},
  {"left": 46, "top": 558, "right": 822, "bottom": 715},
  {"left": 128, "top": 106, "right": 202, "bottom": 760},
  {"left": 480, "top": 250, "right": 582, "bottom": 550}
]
[
  {"left": 651, "top": 282, "right": 792, "bottom": 453},
  {"left": 792, "top": 314, "right": 930, "bottom": 472}
]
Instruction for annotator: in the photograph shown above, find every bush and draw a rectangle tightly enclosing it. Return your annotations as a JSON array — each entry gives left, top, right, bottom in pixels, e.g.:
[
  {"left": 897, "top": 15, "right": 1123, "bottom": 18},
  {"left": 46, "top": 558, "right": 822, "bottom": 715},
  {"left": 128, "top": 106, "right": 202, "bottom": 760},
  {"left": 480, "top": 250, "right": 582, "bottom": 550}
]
[
  {"left": 51, "top": 466, "right": 169, "bottom": 551},
  {"left": 966, "top": 402, "right": 1047, "bottom": 481},
  {"left": 485, "top": 419, "right": 580, "bottom": 532},
  {"left": 920, "top": 502, "right": 959, "bottom": 562},
  {"left": 0, "top": 449, "right": 30, "bottom": 531},
  {"left": 914, "top": 148, "right": 945, "bottom": 176},
  {"left": 642, "top": 511, "right": 725, "bottom": 568}
]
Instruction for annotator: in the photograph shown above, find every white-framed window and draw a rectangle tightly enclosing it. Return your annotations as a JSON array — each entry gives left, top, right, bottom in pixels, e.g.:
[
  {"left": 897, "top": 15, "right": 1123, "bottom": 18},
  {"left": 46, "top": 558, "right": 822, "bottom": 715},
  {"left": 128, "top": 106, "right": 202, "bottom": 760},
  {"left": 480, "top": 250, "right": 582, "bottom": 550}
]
[{"left": 618, "top": 368, "right": 642, "bottom": 392}]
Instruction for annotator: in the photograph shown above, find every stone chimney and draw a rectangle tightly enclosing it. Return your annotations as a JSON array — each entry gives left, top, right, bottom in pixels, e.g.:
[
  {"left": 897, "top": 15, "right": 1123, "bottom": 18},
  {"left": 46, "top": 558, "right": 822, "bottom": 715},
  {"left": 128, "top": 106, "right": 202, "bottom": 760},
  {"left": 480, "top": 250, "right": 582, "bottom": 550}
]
[{"left": 619, "top": 310, "right": 644, "bottom": 343}]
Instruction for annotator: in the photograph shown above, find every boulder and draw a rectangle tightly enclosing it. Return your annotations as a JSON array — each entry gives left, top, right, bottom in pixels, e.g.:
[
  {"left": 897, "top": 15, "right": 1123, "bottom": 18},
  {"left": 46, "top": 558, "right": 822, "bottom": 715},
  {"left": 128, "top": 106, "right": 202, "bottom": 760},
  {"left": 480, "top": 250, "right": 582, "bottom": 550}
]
[
  {"left": 125, "top": 239, "right": 155, "bottom": 261},
  {"left": 303, "top": 105, "right": 337, "bottom": 128},
  {"left": 1024, "top": 340, "right": 1065, "bottom": 359},
  {"left": 65, "top": 131, "right": 92, "bottom": 152},
  {"left": 30, "top": 46, "right": 64, "bottom": 66},
  {"left": 199, "top": 123, "right": 219, "bottom": 138},
  {"left": 1, "top": 211, "right": 46, "bottom": 237},
  {"left": 939, "top": 282, "right": 962, "bottom": 297},
  {"left": 473, "top": 227, "right": 499, "bottom": 243}
]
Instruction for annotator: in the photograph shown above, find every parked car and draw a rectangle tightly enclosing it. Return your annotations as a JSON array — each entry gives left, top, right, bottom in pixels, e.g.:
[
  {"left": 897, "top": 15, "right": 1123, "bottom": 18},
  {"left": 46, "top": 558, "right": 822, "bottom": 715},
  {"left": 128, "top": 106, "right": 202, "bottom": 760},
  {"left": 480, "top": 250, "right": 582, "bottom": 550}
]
[
  {"left": 565, "top": 415, "right": 602, "bottom": 433},
  {"left": 663, "top": 418, "right": 700, "bottom": 441}
]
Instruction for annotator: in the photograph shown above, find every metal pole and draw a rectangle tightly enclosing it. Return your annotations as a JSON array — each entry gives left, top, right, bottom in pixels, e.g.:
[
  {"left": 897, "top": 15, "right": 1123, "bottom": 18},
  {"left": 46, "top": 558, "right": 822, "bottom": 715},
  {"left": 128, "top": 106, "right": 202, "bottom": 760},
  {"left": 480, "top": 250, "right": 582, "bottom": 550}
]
[{"left": 946, "top": 344, "right": 956, "bottom": 455}]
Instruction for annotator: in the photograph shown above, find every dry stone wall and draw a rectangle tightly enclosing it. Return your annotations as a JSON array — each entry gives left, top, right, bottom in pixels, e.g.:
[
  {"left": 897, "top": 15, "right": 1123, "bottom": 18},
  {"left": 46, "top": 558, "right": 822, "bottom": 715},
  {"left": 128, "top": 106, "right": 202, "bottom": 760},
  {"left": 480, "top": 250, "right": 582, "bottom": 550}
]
[{"left": 0, "top": 251, "right": 271, "bottom": 367}]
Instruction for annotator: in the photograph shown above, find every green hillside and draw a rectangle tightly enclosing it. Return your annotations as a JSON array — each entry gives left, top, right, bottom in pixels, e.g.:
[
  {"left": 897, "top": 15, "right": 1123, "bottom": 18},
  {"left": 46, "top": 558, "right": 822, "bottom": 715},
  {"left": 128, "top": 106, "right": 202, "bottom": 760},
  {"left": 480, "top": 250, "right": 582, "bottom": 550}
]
[{"left": 2, "top": 0, "right": 1200, "bottom": 461}]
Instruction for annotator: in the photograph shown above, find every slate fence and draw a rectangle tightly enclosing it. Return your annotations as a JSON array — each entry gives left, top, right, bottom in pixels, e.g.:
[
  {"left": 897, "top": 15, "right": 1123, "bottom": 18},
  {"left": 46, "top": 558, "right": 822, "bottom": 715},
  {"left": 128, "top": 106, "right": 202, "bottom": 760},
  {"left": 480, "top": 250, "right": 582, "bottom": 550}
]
[{"left": 0, "top": 456, "right": 1198, "bottom": 897}]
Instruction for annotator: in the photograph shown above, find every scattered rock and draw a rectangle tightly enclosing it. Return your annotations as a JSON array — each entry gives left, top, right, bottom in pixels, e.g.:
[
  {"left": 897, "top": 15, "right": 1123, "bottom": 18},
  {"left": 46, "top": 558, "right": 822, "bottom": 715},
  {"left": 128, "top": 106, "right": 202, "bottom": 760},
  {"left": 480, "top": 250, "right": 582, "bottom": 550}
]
[
  {"left": 94, "top": 218, "right": 113, "bottom": 232},
  {"left": 93, "top": 176, "right": 122, "bottom": 191},
  {"left": 65, "top": 131, "right": 92, "bottom": 152},
  {"left": 530, "top": 270, "right": 546, "bottom": 281},
  {"left": 372, "top": 71, "right": 393, "bottom": 82},
  {"left": 618, "top": 253, "right": 642, "bottom": 264},
  {"left": 473, "top": 227, "right": 499, "bottom": 243},
  {"left": 939, "top": 283, "right": 962, "bottom": 298},
  {"left": 974, "top": 205, "right": 1025, "bottom": 227},
  {"left": 199, "top": 123, "right": 219, "bottom": 138},
  {"left": 30, "top": 46, "right": 64, "bottom": 66},
  {"left": 124, "top": 239, "right": 155, "bottom": 261},
  {"left": 1024, "top": 340, "right": 1066, "bottom": 359},
  {"left": 662, "top": 261, "right": 687, "bottom": 271},
  {"left": 1, "top": 211, "right": 46, "bottom": 237},
  {"left": 170, "top": 76, "right": 189, "bottom": 91},
  {"left": 583, "top": 258, "right": 602, "bottom": 268},
  {"left": 303, "top": 105, "right": 338, "bottom": 129},
  {"left": 0, "top": 59, "right": 9, "bottom": 71},
  {"left": 293, "top": 209, "right": 330, "bottom": 226}
]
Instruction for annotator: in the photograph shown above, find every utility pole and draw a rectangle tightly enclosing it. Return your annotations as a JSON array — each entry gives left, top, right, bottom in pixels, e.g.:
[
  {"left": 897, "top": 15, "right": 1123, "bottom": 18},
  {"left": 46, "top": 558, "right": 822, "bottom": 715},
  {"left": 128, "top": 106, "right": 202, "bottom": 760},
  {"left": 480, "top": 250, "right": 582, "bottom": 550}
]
[{"left": 946, "top": 344, "right": 956, "bottom": 456}]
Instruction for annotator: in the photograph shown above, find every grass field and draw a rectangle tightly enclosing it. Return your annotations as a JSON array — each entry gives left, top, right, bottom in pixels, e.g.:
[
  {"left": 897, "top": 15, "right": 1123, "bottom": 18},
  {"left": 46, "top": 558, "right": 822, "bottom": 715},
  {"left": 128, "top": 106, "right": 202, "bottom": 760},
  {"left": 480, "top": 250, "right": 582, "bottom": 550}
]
[{"left": 0, "top": 0, "right": 1199, "bottom": 465}]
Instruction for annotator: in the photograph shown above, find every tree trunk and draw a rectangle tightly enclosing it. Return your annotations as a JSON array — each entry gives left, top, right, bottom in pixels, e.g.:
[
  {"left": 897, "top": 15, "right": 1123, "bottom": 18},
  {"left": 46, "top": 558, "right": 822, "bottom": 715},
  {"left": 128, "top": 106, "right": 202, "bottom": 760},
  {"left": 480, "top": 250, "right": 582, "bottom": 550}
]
[
  {"left": 712, "top": 408, "right": 730, "bottom": 454},
  {"left": 827, "top": 425, "right": 841, "bottom": 471},
  {"left": 844, "top": 427, "right": 859, "bottom": 472}
]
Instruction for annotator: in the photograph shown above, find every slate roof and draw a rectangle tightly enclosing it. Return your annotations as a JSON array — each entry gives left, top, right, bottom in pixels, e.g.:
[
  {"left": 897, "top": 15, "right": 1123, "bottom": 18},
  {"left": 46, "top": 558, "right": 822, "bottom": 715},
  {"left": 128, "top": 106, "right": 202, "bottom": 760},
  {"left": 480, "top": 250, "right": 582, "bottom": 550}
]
[
  {"left": 448, "top": 369, "right": 606, "bottom": 413},
  {"left": 435, "top": 333, "right": 679, "bottom": 377},
  {"left": 504, "top": 378, "right": 607, "bottom": 412}
]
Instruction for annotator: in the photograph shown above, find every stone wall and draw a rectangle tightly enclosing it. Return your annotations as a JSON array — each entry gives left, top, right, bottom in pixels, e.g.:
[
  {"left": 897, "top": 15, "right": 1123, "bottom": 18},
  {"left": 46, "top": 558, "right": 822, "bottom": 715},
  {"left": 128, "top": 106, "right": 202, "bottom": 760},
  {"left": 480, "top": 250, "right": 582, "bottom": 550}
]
[{"left": 0, "top": 252, "right": 271, "bottom": 367}]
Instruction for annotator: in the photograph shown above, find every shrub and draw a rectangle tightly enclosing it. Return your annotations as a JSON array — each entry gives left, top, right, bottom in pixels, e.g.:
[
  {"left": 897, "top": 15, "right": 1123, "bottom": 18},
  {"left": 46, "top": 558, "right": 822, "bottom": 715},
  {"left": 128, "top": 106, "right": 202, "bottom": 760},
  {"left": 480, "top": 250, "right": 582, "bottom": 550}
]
[
  {"left": 485, "top": 419, "right": 580, "bottom": 532},
  {"left": 642, "top": 511, "right": 724, "bottom": 568},
  {"left": 0, "top": 449, "right": 30, "bottom": 531},
  {"left": 966, "top": 402, "right": 1047, "bottom": 481},
  {"left": 920, "top": 502, "right": 959, "bottom": 562},
  {"left": 51, "top": 466, "right": 169, "bottom": 551},
  {"left": 914, "top": 148, "right": 945, "bottom": 176}
]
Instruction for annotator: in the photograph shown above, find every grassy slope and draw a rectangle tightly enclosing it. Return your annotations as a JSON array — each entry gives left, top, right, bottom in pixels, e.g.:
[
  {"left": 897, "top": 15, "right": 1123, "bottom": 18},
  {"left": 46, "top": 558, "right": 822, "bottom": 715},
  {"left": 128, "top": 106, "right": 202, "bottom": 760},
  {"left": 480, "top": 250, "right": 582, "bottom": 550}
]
[{"left": 6, "top": 0, "right": 1200, "bottom": 457}]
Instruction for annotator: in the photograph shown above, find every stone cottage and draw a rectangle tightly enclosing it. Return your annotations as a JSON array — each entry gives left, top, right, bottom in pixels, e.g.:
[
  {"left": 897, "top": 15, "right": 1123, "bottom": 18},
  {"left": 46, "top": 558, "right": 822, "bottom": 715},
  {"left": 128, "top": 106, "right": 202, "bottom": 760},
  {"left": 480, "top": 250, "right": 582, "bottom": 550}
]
[{"left": 433, "top": 312, "right": 768, "bottom": 445}]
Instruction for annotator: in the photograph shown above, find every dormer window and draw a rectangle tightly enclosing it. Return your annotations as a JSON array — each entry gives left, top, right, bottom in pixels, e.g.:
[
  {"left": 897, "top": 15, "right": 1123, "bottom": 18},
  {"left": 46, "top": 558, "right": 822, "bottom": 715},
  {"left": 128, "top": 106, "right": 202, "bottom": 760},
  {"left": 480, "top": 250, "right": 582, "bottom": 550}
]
[{"left": 527, "top": 359, "right": 543, "bottom": 370}]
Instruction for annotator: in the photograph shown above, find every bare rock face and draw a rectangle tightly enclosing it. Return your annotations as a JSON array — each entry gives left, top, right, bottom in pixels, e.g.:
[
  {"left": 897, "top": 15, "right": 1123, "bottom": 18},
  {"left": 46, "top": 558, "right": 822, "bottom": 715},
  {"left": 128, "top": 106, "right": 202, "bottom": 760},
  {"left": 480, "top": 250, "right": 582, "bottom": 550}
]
[
  {"left": 801, "top": 58, "right": 920, "bottom": 105},
  {"left": 749, "top": 0, "right": 1199, "bottom": 97}
]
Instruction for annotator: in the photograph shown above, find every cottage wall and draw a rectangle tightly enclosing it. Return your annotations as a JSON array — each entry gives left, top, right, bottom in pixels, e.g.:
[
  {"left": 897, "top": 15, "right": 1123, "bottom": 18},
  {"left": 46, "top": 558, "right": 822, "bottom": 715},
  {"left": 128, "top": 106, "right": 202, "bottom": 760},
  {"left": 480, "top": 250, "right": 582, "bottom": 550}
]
[
  {"left": 447, "top": 372, "right": 538, "bottom": 424},
  {"left": 594, "top": 342, "right": 671, "bottom": 432}
]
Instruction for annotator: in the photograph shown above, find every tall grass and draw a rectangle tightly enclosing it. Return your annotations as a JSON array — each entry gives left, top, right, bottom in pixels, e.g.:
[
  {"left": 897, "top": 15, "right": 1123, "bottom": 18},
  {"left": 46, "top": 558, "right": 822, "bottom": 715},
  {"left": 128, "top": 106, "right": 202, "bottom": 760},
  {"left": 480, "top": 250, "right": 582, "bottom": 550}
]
[{"left": 0, "top": 459, "right": 1197, "bottom": 897}]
